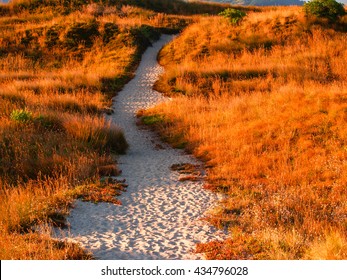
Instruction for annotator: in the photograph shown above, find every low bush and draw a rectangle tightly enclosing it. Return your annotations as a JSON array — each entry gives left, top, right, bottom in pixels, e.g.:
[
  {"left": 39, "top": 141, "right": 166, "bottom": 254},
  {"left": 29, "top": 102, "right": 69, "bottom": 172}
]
[
  {"left": 304, "top": 0, "right": 346, "bottom": 22},
  {"left": 219, "top": 8, "right": 247, "bottom": 25}
]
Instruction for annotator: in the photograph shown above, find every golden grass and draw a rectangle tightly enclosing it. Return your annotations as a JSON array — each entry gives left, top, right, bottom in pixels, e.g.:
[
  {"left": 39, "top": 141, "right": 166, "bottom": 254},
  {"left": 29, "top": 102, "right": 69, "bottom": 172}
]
[
  {"left": 145, "top": 7, "right": 347, "bottom": 259},
  {"left": 0, "top": 231, "right": 93, "bottom": 260},
  {"left": 0, "top": 1, "right": 198, "bottom": 259}
]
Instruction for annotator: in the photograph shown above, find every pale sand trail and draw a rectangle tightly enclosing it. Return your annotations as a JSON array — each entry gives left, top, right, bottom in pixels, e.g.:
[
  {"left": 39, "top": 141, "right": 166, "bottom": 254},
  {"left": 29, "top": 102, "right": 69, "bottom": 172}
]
[{"left": 60, "top": 35, "right": 226, "bottom": 259}]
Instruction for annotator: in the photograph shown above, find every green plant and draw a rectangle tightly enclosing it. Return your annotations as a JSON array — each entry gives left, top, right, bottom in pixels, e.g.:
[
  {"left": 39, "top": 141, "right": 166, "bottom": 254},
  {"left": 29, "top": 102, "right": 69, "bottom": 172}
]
[
  {"left": 10, "top": 109, "right": 33, "bottom": 123},
  {"left": 304, "top": 0, "right": 346, "bottom": 22},
  {"left": 219, "top": 8, "right": 246, "bottom": 25},
  {"left": 141, "top": 115, "right": 164, "bottom": 125}
]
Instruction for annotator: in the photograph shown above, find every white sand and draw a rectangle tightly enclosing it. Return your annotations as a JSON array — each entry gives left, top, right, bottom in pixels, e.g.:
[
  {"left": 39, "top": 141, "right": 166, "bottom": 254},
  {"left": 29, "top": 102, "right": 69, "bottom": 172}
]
[{"left": 60, "top": 35, "right": 226, "bottom": 260}]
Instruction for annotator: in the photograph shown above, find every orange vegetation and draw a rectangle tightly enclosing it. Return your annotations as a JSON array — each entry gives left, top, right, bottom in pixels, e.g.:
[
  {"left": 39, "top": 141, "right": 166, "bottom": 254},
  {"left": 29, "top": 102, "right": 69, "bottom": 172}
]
[
  {"left": 0, "top": 0, "right": 200, "bottom": 259},
  {"left": 145, "top": 7, "right": 347, "bottom": 259}
]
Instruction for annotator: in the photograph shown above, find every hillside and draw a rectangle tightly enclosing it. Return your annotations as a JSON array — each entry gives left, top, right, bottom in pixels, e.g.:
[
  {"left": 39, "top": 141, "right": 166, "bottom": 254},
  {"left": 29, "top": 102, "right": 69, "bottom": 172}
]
[
  {"left": 0, "top": 0, "right": 230, "bottom": 260},
  {"left": 1, "top": 0, "right": 347, "bottom": 260},
  {"left": 144, "top": 5, "right": 347, "bottom": 259}
]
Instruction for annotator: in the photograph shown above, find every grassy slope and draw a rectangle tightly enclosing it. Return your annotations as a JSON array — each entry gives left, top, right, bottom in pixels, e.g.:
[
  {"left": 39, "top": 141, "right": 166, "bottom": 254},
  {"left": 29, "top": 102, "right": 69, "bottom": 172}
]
[
  {"left": 0, "top": 0, "right": 228, "bottom": 259},
  {"left": 144, "top": 7, "right": 347, "bottom": 259}
]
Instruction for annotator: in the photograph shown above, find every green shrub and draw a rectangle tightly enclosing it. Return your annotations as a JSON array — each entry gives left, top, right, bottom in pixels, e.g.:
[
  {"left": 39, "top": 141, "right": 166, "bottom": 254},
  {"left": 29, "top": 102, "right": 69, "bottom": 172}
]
[
  {"left": 219, "top": 8, "right": 247, "bottom": 25},
  {"left": 141, "top": 115, "right": 164, "bottom": 125},
  {"left": 10, "top": 109, "right": 33, "bottom": 123},
  {"left": 304, "top": 0, "right": 346, "bottom": 22}
]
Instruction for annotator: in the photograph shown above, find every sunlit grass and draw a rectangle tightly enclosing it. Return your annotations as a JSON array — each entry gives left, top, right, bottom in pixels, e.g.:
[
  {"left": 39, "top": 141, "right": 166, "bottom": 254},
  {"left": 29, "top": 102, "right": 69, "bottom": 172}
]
[
  {"left": 145, "top": 7, "right": 347, "bottom": 259},
  {"left": 0, "top": 0, "right": 209, "bottom": 259}
]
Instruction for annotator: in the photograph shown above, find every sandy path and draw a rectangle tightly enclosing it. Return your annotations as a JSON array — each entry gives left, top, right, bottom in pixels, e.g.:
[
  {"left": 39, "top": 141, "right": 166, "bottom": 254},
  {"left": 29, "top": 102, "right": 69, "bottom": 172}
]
[{"left": 61, "top": 35, "right": 225, "bottom": 260}]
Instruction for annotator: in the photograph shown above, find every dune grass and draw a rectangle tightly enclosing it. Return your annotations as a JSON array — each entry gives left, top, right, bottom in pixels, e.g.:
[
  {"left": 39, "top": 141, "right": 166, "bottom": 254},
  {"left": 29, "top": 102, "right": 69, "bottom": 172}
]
[
  {"left": 0, "top": 13, "right": 131, "bottom": 260},
  {"left": 144, "top": 7, "right": 347, "bottom": 259},
  {"left": 4, "top": 0, "right": 345, "bottom": 260},
  {"left": 0, "top": 0, "right": 229, "bottom": 259}
]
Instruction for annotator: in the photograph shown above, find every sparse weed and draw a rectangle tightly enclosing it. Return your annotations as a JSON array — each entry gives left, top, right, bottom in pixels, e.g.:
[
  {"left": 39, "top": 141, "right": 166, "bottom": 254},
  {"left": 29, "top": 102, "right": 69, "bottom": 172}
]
[{"left": 10, "top": 109, "right": 33, "bottom": 123}]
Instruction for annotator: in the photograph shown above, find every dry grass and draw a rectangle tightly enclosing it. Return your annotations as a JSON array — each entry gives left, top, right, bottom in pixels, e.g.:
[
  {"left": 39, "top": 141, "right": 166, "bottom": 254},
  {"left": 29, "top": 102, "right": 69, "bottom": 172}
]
[
  {"left": 0, "top": 231, "right": 93, "bottom": 260},
  {"left": 0, "top": 0, "right": 204, "bottom": 259},
  {"left": 145, "top": 7, "right": 347, "bottom": 259}
]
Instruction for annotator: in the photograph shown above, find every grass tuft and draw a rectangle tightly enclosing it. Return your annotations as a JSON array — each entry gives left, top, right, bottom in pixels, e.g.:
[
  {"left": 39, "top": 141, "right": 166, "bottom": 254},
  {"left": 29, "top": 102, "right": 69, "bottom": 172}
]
[{"left": 10, "top": 109, "right": 33, "bottom": 123}]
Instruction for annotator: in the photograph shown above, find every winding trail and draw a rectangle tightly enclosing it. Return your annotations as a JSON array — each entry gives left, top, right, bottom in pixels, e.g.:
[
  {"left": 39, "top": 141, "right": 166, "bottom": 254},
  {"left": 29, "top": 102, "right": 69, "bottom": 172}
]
[{"left": 62, "top": 35, "right": 225, "bottom": 260}]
